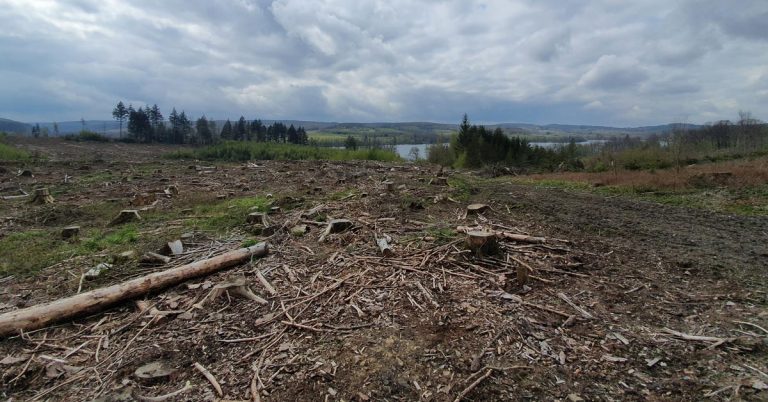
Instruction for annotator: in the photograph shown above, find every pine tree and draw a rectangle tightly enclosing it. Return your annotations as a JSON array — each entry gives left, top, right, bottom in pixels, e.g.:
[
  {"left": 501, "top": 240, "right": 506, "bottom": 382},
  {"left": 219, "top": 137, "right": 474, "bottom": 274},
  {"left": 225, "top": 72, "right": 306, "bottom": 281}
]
[
  {"left": 168, "top": 108, "right": 180, "bottom": 144},
  {"left": 196, "top": 116, "right": 212, "bottom": 145},
  {"left": 179, "top": 111, "right": 193, "bottom": 144},
  {"left": 128, "top": 107, "right": 152, "bottom": 142},
  {"left": 112, "top": 101, "right": 128, "bottom": 138},
  {"left": 250, "top": 119, "right": 265, "bottom": 142},
  {"left": 220, "top": 119, "right": 233, "bottom": 140},
  {"left": 235, "top": 116, "right": 247, "bottom": 141},
  {"left": 297, "top": 127, "right": 308, "bottom": 145},
  {"left": 287, "top": 124, "right": 298, "bottom": 144}
]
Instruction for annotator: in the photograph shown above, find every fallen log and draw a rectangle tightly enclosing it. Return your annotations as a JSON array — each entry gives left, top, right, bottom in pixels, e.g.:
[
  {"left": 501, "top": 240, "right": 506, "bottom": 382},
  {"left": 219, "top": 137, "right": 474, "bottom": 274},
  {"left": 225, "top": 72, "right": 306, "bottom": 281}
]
[{"left": 0, "top": 243, "right": 269, "bottom": 337}]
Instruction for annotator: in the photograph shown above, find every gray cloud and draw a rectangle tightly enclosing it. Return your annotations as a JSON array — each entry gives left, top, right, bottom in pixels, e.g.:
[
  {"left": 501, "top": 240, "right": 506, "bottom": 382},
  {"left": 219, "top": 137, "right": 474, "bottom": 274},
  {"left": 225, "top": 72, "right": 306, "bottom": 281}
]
[{"left": 0, "top": 0, "right": 766, "bottom": 125}]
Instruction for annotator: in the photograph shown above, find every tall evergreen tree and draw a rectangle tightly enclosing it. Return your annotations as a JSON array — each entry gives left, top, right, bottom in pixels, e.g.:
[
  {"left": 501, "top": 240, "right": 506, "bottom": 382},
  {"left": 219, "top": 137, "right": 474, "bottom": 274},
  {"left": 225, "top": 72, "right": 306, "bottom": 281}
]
[
  {"left": 287, "top": 124, "right": 298, "bottom": 144},
  {"left": 168, "top": 108, "right": 180, "bottom": 144},
  {"left": 112, "top": 101, "right": 128, "bottom": 138},
  {"left": 196, "top": 116, "right": 213, "bottom": 145},
  {"left": 179, "top": 111, "right": 193, "bottom": 144},
  {"left": 128, "top": 107, "right": 152, "bottom": 142},
  {"left": 250, "top": 119, "right": 265, "bottom": 142},
  {"left": 220, "top": 119, "right": 233, "bottom": 140},
  {"left": 235, "top": 116, "right": 247, "bottom": 141},
  {"left": 297, "top": 127, "right": 308, "bottom": 145}
]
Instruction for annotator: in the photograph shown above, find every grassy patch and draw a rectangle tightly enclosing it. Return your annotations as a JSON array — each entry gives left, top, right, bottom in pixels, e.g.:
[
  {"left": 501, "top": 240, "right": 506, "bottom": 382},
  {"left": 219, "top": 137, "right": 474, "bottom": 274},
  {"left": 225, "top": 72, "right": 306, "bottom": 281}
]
[
  {"left": 79, "top": 225, "right": 139, "bottom": 252},
  {"left": 0, "top": 226, "right": 140, "bottom": 277},
  {"left": 510, "top": 176, "right": 768, "bottom": 216},
  {"left": 183, "top": 196, "right": 271, "bottom": 233},
  {"left": 166, "top": 141, "right": 400, "bottom": 162},
  {"left": 0, "top": 142, "right": 30, "bottom": 161},
  {"left": 447, "top": 176, "right": 477, "bottom": 201}
]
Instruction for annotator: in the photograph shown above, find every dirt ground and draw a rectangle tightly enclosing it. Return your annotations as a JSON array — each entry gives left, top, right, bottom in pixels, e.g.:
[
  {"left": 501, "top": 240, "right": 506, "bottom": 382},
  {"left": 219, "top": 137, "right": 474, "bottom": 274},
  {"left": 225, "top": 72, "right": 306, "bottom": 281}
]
[{"left": 0, "top": 139, "right": 766, "bottom": 401}]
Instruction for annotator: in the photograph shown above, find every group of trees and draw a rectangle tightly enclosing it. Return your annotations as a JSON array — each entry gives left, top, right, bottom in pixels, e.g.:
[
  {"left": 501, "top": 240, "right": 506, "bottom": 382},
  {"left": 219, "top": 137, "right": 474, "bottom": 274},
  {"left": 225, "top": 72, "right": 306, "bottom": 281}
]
[
  {"left": 219, "top": 118, "right": 309, "bottom": 145},
  {"left": 112, "top": 101, "right": 308, "bottom": 146},
  {"left": 429, "top": 114, "right": 577, "bottom": 169}
]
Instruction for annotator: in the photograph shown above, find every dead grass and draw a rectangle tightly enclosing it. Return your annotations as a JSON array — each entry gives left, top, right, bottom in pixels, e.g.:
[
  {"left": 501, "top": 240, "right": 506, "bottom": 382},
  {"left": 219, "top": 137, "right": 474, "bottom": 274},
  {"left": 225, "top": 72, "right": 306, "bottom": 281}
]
[
  {"left": 512, "top": 157, "right": 768, "bottom": 215},
  {"left": 528, "top": 157, "right": 768, "bottom": 191}
]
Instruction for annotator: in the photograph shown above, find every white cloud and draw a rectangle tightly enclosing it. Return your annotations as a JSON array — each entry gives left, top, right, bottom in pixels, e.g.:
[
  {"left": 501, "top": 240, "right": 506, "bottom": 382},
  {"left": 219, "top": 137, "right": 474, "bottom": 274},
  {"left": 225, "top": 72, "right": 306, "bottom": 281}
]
[{"left": 0, "top": 0, "right": 766, "bottom": 125}]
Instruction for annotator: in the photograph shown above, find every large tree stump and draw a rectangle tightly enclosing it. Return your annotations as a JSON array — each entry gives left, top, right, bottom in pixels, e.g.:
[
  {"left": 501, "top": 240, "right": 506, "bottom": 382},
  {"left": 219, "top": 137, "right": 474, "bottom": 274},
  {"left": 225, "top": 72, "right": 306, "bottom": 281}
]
[
  {"left": 109, "top": 210, "right": 141, "bottom": 226},
  {"left": 29, "top": 187, "right": 54, "bottom": 204},
  {"left": 466, "top": 230, "right": 499, "bottom": 256},
  {"left": 61, "top": 226, "right": 80, "bottom": 240}
]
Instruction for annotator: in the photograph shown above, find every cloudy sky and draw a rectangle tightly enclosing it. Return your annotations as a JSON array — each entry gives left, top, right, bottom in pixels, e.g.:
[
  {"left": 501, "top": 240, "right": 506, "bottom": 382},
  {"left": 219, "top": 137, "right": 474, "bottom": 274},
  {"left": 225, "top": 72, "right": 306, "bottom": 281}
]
[{"left": 0, "top": 0, "right": 766, "bottom": 126}]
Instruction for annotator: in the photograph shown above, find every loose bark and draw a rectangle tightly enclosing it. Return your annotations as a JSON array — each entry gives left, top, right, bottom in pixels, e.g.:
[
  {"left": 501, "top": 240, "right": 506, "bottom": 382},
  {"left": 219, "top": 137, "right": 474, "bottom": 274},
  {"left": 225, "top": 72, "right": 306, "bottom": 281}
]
[{"left": 0, "top": 243, "right": 269, "bottom": 337}]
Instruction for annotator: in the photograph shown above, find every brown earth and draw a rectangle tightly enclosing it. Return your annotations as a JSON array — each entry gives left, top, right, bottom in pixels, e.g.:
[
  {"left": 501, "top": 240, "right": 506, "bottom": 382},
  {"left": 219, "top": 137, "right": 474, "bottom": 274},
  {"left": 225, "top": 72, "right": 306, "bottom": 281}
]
[{"left": 0, "top": 139, "right": 766, "bottom": 401}]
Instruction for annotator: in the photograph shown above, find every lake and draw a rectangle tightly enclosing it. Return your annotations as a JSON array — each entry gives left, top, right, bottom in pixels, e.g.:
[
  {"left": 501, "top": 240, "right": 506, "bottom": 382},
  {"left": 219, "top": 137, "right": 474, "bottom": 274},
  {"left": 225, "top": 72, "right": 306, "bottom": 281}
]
[{"left": 395, "top": 144, "right": 429, "bottom": 160}]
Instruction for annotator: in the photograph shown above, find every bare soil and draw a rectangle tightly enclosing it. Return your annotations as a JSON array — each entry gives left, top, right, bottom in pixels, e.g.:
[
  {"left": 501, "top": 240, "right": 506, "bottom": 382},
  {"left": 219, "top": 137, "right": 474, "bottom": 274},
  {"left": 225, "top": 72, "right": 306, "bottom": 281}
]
[{"left": 0, "top": 140, "right": 766, "bottom": 401}]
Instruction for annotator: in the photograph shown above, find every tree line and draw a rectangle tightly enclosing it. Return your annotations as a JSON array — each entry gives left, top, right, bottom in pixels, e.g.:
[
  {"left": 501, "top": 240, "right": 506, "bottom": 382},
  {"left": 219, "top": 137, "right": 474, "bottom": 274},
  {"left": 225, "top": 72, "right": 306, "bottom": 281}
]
[
  {"left": 429, "top": 114, "right": 579, "bottom": 170},
  {"left": 112, "top": 101, "right": 308, "bottom": 145}
]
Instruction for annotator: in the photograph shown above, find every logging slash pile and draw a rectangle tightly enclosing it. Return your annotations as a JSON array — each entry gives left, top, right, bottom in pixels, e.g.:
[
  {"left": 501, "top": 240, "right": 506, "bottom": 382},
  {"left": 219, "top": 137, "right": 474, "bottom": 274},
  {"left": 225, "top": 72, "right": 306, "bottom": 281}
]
[{"left": 0, "top": 152, "right": 766, "bottom": 401}]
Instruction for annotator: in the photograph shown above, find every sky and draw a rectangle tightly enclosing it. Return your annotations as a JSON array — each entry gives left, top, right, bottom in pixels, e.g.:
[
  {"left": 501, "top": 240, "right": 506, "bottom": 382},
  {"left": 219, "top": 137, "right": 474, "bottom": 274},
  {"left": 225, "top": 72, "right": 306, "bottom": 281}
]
[{"left": 0, "top": 0, "right": 766, "bottom": 126}]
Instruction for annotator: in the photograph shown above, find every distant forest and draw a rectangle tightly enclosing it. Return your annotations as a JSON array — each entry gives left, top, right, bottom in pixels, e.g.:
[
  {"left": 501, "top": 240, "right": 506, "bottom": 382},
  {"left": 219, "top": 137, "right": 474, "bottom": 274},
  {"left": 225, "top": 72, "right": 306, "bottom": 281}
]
[
  {"left": 109, "top": 101, "right": 308, "bottom": 145},
  {"left": 428, "top": 112, "right": 768, "bottom": 172}
]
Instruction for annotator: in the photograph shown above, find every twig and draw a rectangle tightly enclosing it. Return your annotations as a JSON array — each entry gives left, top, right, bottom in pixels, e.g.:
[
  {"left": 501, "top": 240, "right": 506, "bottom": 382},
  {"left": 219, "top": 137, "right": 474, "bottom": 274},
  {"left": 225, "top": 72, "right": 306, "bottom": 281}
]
[
  {"left": 134, "top": 381, "right": 193, "bottom": 402},
  {"left": 256, "top": 271, "right": 277, "bottom": 296},
  {"left": 557, "top": 292, "right": 594, "bottom": 319},
  {"left": 453, "top": 369, "right": 494, "bottom": 402},
  {"left": 661, "top": 327, "right": 730, "bottom": 343},
  {"left": 733, "top": 320, "right": 768, "bottom": 336},
  {"left": 193, "top": 362, "right": 223, "bottom": 397}
]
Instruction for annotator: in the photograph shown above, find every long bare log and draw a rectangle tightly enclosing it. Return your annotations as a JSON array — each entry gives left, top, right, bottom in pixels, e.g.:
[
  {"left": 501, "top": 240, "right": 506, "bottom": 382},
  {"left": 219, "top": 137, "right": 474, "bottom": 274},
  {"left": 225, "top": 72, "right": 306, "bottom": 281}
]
[{"left": 0, "top": 243, "right": 269, "bottom": 337}]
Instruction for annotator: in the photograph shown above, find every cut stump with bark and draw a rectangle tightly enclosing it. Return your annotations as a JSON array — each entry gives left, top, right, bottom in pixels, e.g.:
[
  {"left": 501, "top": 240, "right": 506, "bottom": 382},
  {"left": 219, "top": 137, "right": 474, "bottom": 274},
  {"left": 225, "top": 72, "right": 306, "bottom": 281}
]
[
  {"left": 29, "top": 187, "right": 54, "bottom": 204},
  {"left": 61, "top": 226, "right": 80, "bottom": 240},
  {"left": 319, "top": 219, "right": 353, "bottom": 242},
  {"left": 466, "top": 230, "right": 499, "bottom": 256},
  {"left": 109, "top": 210, "right": 141, "bottom": 226},
  {"left": 466, "top": 203, "right": 490, "bottom": 214},
  {"left": 246, "top": 212, "right": 269, "bottom": 226}
]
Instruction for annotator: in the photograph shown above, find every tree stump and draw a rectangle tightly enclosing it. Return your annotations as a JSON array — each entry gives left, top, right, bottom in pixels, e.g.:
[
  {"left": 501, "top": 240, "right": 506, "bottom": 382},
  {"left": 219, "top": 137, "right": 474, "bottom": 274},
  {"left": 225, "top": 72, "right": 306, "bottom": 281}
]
[
  {"left": 29, "top": 187, "right": 54, "bottom": 204},
  {"left": 131, "top": 192, "right": 156, "bottom": 206},
  {"left": 319, "top": 219, "right": 353, "bottom": 242},
  {"left": 383, "top": 181, "right": 394, "bottom": 192},
  {"left": 433, "top": 177, "right": 448, "bottom": 186},
  {"left": 61, "top": 226, "right": 80, "bottom": 240},
  {"left": 246, "top": 212, "right": 268, "bottom": 226},
  {"left": 109, "top": 210, "right": 141, "bottom": 226},
  {"left": 466, "top": 204, "right": 490, "bottom": 214},
  {"left": 466, "top": 230, "right": 499, "bottom": 256},
  {"left": 160, "top": 240, "right": 184, "bottom": 256}
]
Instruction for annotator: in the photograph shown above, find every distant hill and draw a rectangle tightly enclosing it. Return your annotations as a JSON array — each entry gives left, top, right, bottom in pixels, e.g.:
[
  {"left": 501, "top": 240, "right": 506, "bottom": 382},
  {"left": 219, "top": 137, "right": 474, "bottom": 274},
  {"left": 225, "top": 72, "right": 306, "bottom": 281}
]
[
  {"left": 25, "top": 118, "right": 703, "bottom": 140},
  {"left": 0, "top": 118, "right": 30, "bottom": 134}
]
